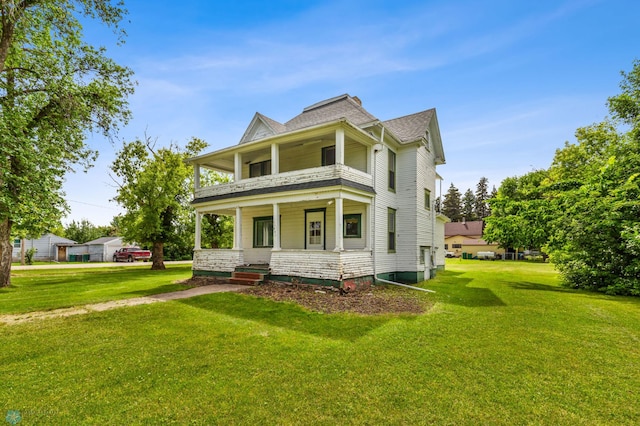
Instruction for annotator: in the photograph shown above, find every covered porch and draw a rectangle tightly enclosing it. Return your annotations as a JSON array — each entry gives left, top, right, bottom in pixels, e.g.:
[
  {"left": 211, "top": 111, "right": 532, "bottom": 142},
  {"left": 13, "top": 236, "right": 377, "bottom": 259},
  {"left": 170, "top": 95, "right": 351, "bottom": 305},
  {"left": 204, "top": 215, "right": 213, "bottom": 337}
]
[{"left": 193, "top": 189, "right": 375, "bottom": 288}]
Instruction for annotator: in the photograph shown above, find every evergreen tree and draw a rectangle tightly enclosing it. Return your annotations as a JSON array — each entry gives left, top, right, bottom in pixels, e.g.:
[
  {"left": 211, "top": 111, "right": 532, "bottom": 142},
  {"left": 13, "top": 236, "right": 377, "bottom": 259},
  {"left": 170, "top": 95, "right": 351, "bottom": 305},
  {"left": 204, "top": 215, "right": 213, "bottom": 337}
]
[
  {"left": 475, "top": 177, "right": 490, "bottom": 219},
  {"left": 462, "top": 189, "right": 478, "bottom": 221},
  {"left": 442, "top": 183, "right": 462, "bottom": 222}
]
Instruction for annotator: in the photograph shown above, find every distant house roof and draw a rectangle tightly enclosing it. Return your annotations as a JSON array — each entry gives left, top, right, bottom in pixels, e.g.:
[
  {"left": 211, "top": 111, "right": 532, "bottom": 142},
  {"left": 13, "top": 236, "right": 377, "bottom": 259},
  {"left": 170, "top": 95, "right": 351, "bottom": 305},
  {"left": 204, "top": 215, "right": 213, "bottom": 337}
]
[
  {"left": 445, "top": 221, "right": 484, "bottom": 237},
  {"left": 84, "top": 236, "right": 122, "bottom": 245}
]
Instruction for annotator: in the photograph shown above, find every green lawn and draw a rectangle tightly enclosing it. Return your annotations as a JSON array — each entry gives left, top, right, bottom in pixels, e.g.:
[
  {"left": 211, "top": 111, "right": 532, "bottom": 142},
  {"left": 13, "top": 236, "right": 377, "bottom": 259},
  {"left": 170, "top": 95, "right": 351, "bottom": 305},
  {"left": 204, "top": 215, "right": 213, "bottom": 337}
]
[
  {"left": 1, "top": 260, "right": 639, "bottom": 424},
  {"left": 0, "top": 264, "right": 194, "bottom": 314}
]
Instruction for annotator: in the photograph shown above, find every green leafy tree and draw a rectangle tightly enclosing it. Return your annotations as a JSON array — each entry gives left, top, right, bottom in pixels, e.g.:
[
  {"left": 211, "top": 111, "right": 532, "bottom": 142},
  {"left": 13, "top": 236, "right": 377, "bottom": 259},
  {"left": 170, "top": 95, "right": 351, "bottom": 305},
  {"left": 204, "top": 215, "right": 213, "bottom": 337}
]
[
  {"left": 110, "top": 136, "right": 208, "bottom": 269},
  {"left": 484, "top": 170, "right": 553, "bottom": 253},
  {"left": 543, "top": 61, "right": 640, "bottom": 294},
  {"left": 0, "top": 0, "right": 134, "bottom": 287},
  {"left": 461, "top": 189, "right": 477, "bottom": 221},
  {"left": 64, "top": 219, "right": 106, "bottom": 243},
  {"left": 442, "top": 183, "right": 462, "bottom": 222}
]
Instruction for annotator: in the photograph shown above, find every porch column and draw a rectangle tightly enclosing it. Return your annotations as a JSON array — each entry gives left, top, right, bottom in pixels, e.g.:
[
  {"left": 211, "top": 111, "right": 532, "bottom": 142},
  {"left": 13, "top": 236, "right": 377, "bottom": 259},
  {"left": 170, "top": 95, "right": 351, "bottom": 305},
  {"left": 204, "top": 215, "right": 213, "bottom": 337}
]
[
  {"left": 272, "top": 203, "right": 281, "bottom": 250},
  {"left": 194, "top": 212, "right": 202, "bottom": 250},
  {"left": 234, "top": 152, "right": 242, "bottom": 181},
  {"left": 335, "top": 128, "right": 344, "bottom": 165},
  {"left": 233, "top": 207, "right": 243, "bottom": 250},
  {"left": 194, "top": 164, "right": 200, "bottom": 191},
  {"left": 364, "top": 203, "right": 372, "bottom": 250},
  {"left": 271, "top": 143, "right": 279, "bottom": 175},
  {"left": 334, "top": 197, "right": 344, "bottom": 252}
]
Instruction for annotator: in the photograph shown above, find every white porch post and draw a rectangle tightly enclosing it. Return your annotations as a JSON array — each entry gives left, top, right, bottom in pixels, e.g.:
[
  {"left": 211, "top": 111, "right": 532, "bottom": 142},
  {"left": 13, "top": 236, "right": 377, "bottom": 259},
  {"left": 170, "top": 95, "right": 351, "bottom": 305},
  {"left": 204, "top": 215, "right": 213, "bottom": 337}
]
[
  {"left": 271, "top": 143, "right": 279, "bottom": 175},
  {"left": 272, "top": 203, "right": 281, "bottom": 250},
  {"left": 234, "top": 152, "right": 242, "bottom": 182},
  {"left": 335, "top": 128, "right": 345, "bottom": 165},
  {"left": 194, "top": 212, "right": 202, "bottom": 250},
  {"left": 334, "top": 197, "right": 344, "bottom": 252},
  {"left": 233, "top": 207, "right": 243, "bottom": 250},
  {"left": 194, "top": 164, "right": 201, "bottom": 191},
  {"left": 364, "top": 203, "right": 372, "bottom": 250}
]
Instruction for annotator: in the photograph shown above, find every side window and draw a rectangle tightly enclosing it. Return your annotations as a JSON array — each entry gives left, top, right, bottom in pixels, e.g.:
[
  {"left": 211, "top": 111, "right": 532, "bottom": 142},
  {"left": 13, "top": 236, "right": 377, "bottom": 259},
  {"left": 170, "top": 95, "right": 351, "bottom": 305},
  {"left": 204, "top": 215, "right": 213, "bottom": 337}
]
[
  {"left": 388, "top": 150, "right": 396, "bottom": 191},
  {"left": 425, "top": 189, "right": 431, "bottom": 210},
  {"left": 388, "top": 208, "right": 396, "bottom": 251},
  {"left": 13, "top": 238, "right": 21, "bottom": 248}
]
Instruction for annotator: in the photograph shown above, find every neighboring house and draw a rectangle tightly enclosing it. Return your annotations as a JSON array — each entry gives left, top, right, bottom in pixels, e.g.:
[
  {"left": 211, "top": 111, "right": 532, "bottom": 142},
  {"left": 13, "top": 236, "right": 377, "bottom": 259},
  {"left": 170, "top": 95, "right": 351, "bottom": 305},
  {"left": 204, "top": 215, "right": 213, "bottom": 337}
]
[
  {"left": 68, "top": 236, "right": 124, "bottom": 262},
  {"left": 188, "top": 94, "right": 448, "bottom": 288},
  {"left": 11, "top": 233, "right": 77, "bottom": 262},
  {"left": 444, "top": 220, "right": 505, "bottom": 258}
]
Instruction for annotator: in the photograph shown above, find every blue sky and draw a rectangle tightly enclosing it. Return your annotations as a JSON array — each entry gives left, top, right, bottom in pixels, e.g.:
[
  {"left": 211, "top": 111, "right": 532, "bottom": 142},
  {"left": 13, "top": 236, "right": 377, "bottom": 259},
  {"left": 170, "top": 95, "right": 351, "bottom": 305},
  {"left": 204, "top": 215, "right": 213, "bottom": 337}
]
[{"left": 66, "top": 0, "right": 640, "bottom": 225}]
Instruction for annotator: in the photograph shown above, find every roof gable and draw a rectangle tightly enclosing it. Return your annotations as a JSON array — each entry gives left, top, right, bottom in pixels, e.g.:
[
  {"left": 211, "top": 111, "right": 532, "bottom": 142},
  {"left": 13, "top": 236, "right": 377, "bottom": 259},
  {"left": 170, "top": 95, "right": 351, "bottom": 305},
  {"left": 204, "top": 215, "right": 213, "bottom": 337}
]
[
  {"left": 239, "top": 113, "right": 286, "bottom": 144},
  {"left": 84, "top": 236, "right": 122, "bottom": 245}
]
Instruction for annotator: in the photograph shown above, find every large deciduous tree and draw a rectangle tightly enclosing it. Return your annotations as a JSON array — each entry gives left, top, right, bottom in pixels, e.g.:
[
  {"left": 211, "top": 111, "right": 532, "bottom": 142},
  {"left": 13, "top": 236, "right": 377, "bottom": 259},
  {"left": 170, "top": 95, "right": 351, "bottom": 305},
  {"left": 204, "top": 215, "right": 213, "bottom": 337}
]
[
  {"left": 110, "top": 137, "right": 208, "bottom": 270},
  {"left": 0, "top": 0, "right": 134, "bottom": 287}
]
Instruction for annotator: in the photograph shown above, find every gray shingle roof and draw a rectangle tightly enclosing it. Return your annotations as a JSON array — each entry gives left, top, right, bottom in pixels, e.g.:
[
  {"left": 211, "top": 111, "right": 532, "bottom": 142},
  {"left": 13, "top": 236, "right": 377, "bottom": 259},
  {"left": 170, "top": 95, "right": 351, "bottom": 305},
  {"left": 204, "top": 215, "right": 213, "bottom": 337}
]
[
  {"left": 283, "top": 94, "right": 377, "bottom": 132},
  {"left": 382, "top": 109, "right": 434, "bottom": 143},
  {"left": 445, "top": 221, "right": 484, "bottom": 237},
  {"left": 239, "top": 94, "right": 435, "bottom": 146},
  {"left": 84, "top": 236, "right": 121, "bottom": 245}
]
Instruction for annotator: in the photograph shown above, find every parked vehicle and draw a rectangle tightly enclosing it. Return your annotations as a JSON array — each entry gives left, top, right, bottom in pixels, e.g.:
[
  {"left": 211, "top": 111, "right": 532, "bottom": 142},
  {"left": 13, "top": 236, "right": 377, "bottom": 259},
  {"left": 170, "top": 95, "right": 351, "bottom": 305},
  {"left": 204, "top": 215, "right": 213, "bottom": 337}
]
[
  {"left": 445, "top": 251, "right": 456, "bottom": 258},
  {"left": 112, "top": 247, "right": 152, "bottom": 262}
]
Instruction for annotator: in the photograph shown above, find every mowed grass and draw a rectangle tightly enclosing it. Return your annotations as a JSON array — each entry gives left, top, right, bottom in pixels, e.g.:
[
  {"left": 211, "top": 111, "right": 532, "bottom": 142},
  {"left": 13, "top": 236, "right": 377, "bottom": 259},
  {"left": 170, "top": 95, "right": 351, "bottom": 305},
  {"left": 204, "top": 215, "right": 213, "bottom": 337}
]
[
  {"left": 1, "top": 260, "right": 639, "bottom": 424},
  {"left": 0, "top": 264, "right": 194, "bottom": 314}
]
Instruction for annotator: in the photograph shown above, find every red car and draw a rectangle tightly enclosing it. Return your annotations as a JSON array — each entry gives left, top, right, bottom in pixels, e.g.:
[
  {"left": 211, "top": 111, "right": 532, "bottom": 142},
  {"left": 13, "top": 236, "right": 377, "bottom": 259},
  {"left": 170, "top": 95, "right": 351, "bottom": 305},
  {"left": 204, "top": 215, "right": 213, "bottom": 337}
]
[{"left": 112, "top": 247, "right": 152, "bottom": 262}]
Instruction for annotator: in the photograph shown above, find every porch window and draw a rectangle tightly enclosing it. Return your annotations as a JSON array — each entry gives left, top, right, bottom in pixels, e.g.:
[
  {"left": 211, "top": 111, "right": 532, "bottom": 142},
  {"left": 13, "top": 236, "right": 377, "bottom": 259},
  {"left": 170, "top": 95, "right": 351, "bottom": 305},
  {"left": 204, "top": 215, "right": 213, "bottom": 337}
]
[
  {"left": 388, "top": 208, "right": 396, "bottom": 252},
  {"left": 253, "top": 216, "right": 273, "bottom": 248},
  {"left": 249, "top": 160, "right": 271, "bottom": 178},
  {"left": 425, "top": 189, "right": 431, "bottom": 210},
  {"left": 13, "top": 238, "right": 21, "bottom": 248},
  {"left": 322, "top": 146, "right": 335, "bottom": 166},
  {"left": 343, "top": 214, "right": 361, "bottom": 238},
  {"left": 388, "top": 150, "right": 396, "bottom": 191}
]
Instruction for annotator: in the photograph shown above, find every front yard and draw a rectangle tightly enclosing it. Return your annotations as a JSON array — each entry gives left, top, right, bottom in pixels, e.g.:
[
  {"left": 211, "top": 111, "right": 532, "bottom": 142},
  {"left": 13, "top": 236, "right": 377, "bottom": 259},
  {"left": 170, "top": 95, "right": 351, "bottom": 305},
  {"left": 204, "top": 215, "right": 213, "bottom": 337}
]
[{"left": 1, "top": 261, "right": 639, "bottom": 424}]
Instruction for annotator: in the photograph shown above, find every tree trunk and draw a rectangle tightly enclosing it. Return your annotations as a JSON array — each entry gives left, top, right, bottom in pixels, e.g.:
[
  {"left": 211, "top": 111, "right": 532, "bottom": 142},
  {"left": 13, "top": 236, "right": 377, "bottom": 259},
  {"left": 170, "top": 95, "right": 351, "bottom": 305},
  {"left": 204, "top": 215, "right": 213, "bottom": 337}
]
[
  {"left": 20, "top": 237, "right": 25, "bottom": 265},
  {"left": 151, "top": 241, "right": 165, "bottom": 270},
  {"left": 0, "top": 217, "right": 13, "bottom": 287}
]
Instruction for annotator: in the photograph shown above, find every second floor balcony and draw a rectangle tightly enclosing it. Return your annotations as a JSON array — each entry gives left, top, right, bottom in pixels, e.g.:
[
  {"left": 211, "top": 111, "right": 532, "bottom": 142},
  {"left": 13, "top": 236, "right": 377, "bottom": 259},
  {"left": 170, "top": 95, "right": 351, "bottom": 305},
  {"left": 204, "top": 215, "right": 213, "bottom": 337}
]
[{"left": 191, "top": 121, "right": 379, "bottom": 201}]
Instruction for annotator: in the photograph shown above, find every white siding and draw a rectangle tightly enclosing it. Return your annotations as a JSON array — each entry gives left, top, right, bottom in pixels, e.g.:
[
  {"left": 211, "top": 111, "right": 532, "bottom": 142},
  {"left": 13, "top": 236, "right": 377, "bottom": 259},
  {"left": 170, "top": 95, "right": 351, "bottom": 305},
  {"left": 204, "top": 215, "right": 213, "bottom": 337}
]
[{"left": 193, "top": 249, "right": 244, "bottom": 272}]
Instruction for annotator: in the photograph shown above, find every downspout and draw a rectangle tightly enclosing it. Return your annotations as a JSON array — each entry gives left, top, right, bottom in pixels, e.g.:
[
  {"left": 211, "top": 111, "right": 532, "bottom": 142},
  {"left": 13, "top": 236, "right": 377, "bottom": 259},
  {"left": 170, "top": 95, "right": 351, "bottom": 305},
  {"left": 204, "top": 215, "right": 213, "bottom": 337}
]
[{"left": 376, "top": 276, "right": 435, "bottom": 293}]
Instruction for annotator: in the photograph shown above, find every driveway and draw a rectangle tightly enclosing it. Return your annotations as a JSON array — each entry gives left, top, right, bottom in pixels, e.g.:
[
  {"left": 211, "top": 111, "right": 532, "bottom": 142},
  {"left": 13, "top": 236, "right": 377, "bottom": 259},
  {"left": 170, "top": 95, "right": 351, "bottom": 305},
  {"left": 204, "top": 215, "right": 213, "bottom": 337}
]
[
  {"left": 12, "top": 260, "right": 193, "bottom": 270},
  {"left": 0, "top": 282, "right": 246, "bottom": 326}
]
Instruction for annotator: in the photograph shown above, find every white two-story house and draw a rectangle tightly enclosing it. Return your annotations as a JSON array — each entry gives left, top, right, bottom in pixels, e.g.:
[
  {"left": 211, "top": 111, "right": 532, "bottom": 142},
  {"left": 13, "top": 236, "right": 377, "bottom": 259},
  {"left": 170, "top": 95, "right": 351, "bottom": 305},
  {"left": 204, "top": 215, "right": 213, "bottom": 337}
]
[{"left": 188, "top": 94, "right": 447, "bottom": 289}]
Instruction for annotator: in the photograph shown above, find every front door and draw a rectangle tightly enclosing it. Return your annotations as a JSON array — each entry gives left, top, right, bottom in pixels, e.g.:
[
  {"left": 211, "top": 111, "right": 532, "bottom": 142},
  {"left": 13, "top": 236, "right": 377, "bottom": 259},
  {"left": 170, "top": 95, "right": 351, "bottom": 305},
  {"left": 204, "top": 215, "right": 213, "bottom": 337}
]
[{"left": 306, "top": 211, "right": 325, "bottom": 250}]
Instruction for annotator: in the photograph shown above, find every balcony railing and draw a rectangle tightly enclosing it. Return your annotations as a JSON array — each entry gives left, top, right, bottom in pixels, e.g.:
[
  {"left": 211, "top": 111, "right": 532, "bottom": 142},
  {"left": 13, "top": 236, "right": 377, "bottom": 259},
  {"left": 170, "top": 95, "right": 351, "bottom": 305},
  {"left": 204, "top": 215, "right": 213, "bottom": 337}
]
[{"left": 195, "top": 164, "right": 372, "bottom": 200}]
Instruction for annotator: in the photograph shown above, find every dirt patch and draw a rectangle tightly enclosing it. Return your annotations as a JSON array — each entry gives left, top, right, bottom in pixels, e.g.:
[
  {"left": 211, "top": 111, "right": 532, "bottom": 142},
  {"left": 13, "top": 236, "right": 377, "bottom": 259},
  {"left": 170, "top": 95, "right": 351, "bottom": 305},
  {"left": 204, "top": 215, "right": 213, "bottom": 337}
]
[{"left": 237, "top": 281, "right": 431, "bottom": 315}]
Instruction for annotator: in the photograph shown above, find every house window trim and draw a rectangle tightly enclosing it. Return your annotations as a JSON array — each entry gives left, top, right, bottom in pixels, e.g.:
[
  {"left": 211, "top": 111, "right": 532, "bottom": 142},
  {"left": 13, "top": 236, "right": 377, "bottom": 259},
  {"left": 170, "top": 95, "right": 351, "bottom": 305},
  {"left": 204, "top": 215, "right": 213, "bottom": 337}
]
[
  {"left": 388, "top": 149, "right": 396, "bottom": 192},
  {"left": 13, "top": 238, "right": 21, "bottom": 248},
  {"left": 388, "top": 208, "right": 396, "bottom": 252},
  {"left": 343, "top": 214, "right": 362, "bottom": 239},
  {"left": 424, "top": 189, "right": 431, "bottom": 210},
  {"left": 253, "top": 216, "right": 274, "bottom": 248},
  {"left": 321, "top": 145, "right": 336, "bottom": 166}
]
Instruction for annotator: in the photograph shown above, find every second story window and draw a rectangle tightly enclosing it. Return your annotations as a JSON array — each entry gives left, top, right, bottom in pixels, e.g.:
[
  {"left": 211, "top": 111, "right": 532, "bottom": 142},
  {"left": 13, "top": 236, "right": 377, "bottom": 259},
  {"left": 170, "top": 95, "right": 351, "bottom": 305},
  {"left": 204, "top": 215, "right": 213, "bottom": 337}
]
[
  {"left": 249, "top": 160, "right": 271, "bottom": 178},
  {"left": 322, "top": 146, "right": 335, "bottom": 166},
  {"left": 425, "top": 189, "right": 431, "bottom": 210},
  {"left": 388, "top": 149, "right": 396, "bottom": 191}
]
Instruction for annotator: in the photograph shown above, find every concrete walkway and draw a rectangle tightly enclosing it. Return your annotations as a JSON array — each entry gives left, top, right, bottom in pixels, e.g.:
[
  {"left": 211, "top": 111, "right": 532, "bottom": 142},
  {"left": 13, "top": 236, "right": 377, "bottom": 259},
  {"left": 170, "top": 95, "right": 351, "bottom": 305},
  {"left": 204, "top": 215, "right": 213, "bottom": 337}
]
[{"left": 0, "top": 283, "right": 246, "bottom": 326}]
